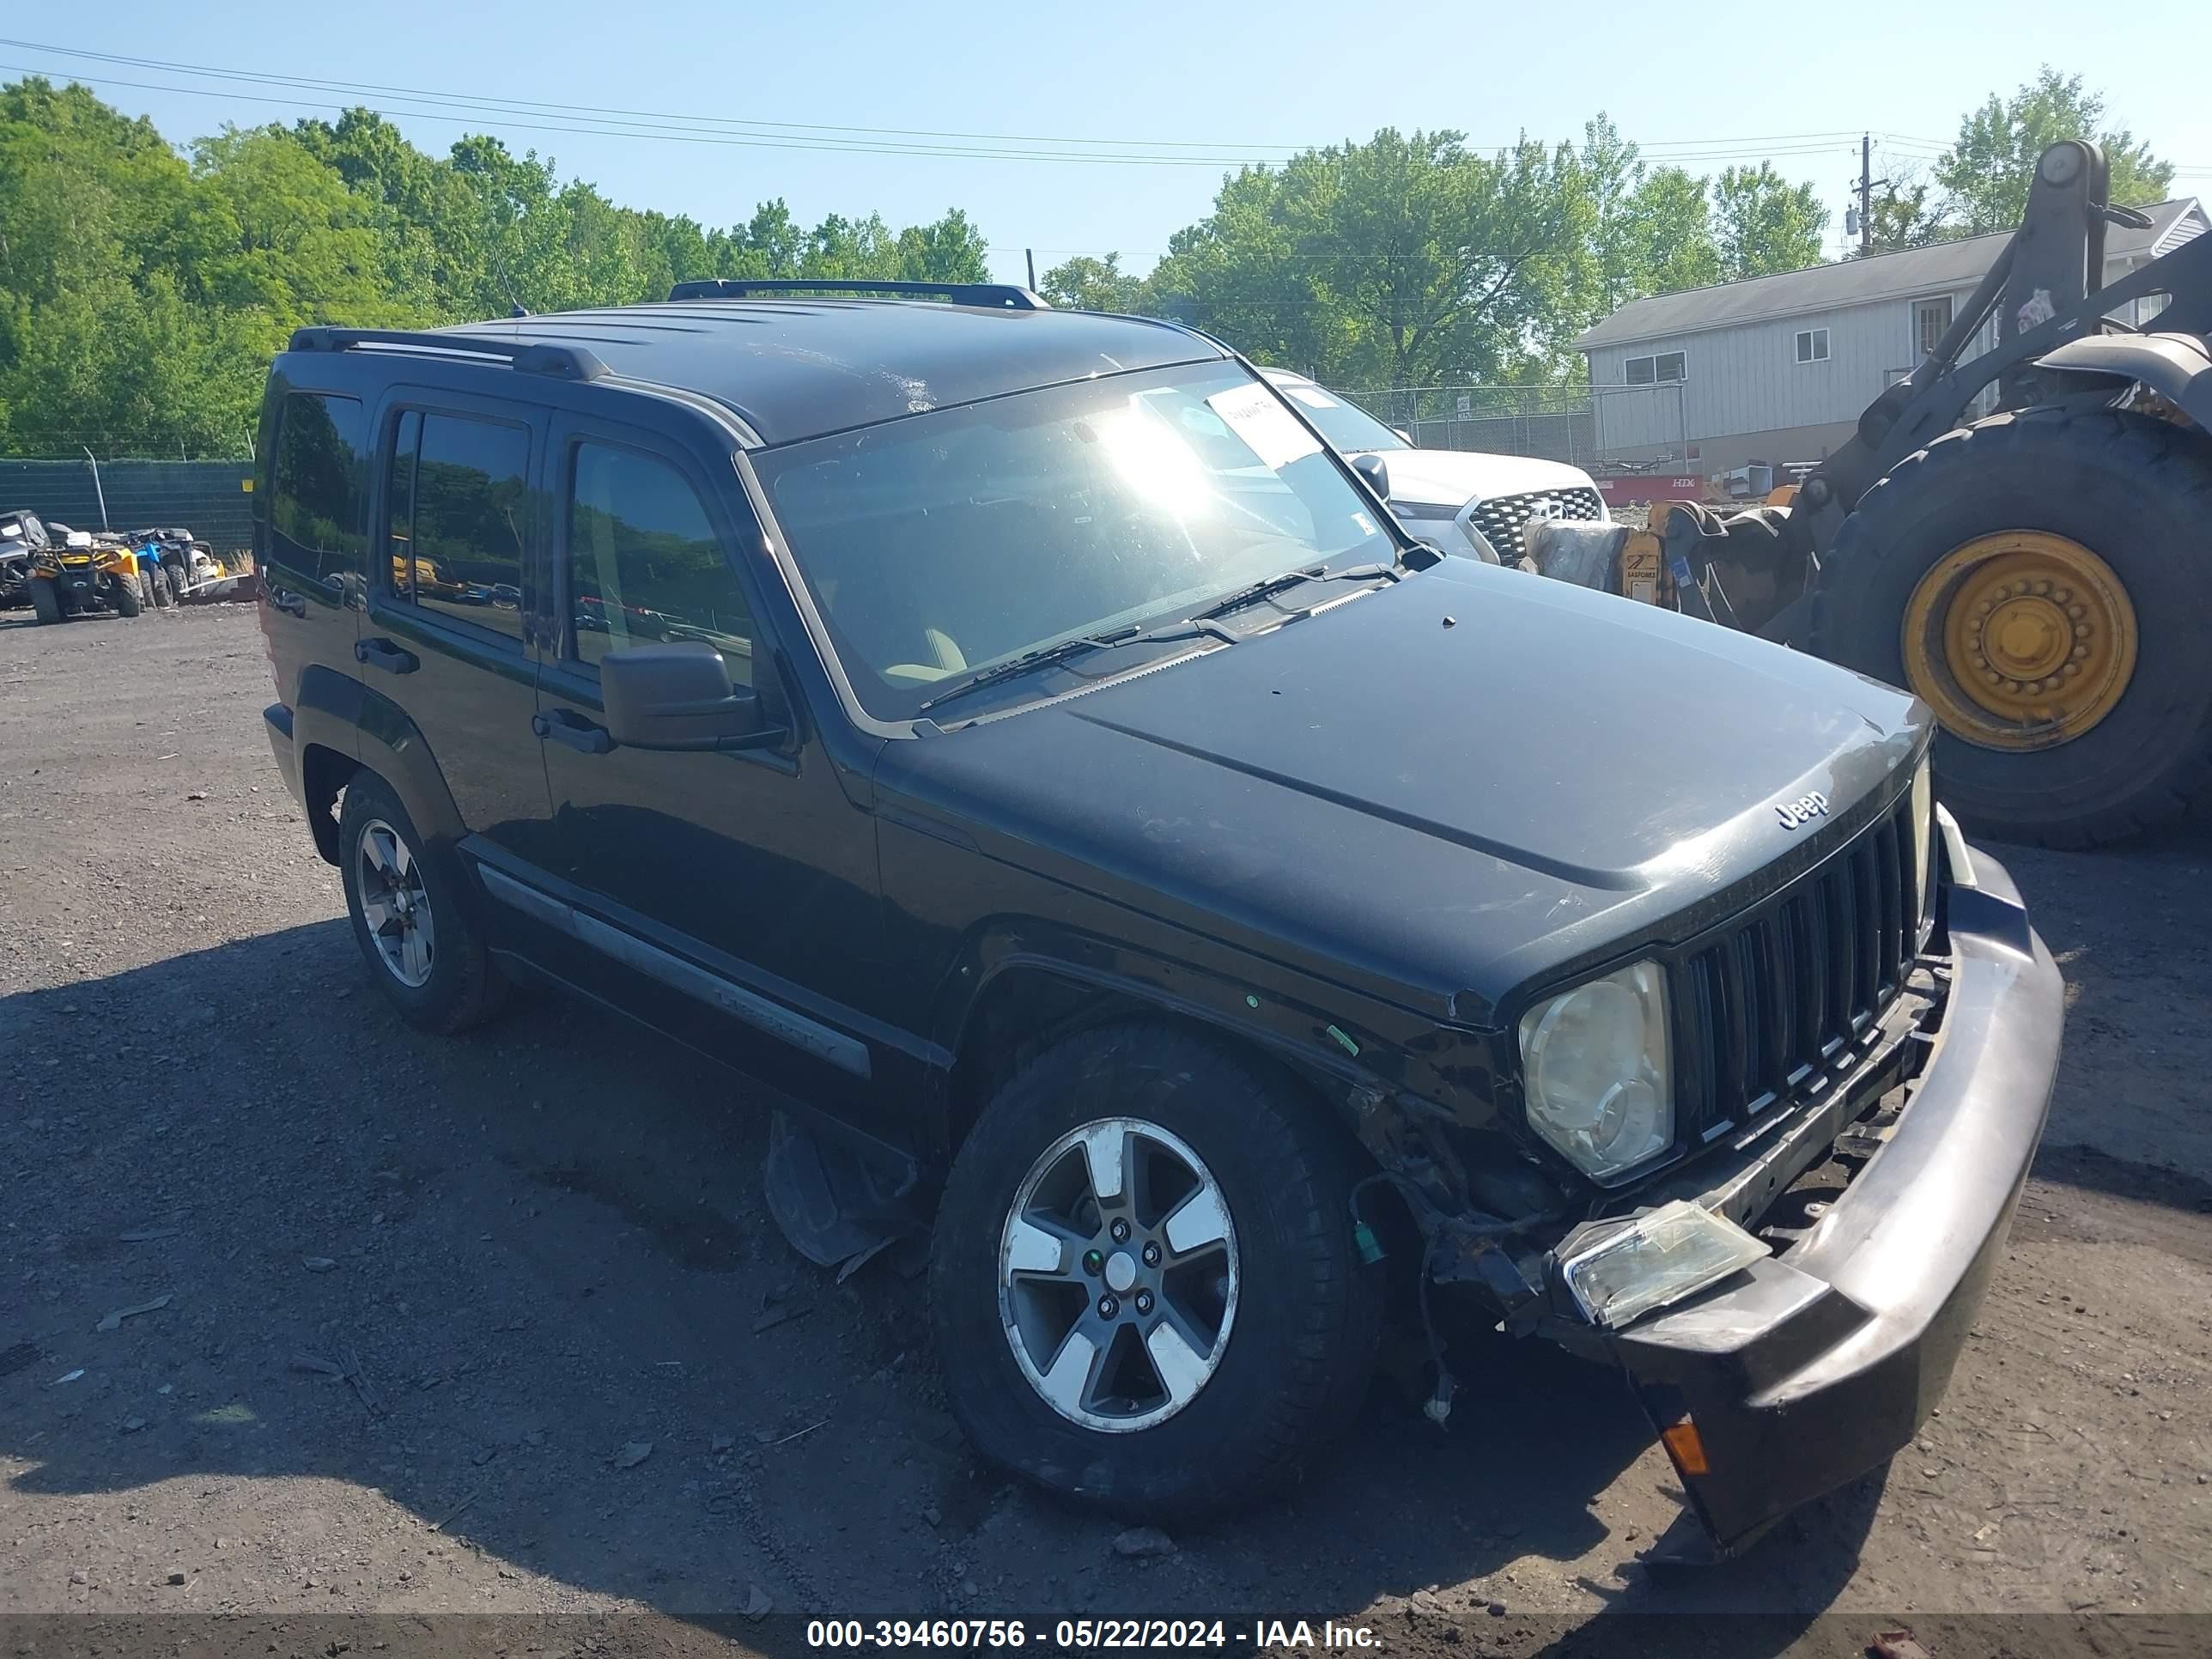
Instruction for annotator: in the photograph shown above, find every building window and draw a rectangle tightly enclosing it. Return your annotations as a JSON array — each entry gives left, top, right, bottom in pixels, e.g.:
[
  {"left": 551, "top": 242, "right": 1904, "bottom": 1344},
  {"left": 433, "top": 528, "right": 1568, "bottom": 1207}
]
[
  {"left": 1913, "top": 297, "right": 1953, "bottom": 362},
  {"left": 1795, "top": 328, "right": 1831, "bottom": 364},
  {"left": 1624, "top": 351, "right": 1686, "bottom": 386}
]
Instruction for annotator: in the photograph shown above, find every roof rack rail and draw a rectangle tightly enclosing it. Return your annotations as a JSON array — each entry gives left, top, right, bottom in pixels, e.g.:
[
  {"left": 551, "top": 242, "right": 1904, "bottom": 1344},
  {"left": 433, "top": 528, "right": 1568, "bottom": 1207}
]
[
  {"left": 667, "top": 278, "right": 1048, "bottom": 311},
  {"left": 286, "top": 326, "right": 611, "bottom": 383}
]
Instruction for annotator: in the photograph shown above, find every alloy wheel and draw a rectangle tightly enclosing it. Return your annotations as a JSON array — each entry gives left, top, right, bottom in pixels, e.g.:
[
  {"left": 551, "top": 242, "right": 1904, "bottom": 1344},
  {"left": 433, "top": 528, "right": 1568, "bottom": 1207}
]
[
  {"left": 997, "top": 1116, "right": 1238, "bottom": 1432},
  {"left": 356, "top": 817, "right": 436, "bottom": 988}
]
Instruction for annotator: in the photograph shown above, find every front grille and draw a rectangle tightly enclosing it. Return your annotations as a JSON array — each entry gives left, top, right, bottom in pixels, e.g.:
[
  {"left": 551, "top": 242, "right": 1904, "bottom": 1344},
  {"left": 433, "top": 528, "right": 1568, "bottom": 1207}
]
[
  {"left": 1468, "top": 486, "right": 1605, "bottom": 560},
  {"left": 1680, "top": 793, "right": 1924, "bottom": 1129}
]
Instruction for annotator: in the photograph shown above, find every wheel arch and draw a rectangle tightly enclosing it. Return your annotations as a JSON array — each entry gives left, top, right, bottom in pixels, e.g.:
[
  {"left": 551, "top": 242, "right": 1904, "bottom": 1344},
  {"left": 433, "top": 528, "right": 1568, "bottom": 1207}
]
[
  {"left": 939, "top": 944, "right": 1376, "bottom": 1166},
  {"left": 289, "top": 668, "right": 468, "bottom": 866}
]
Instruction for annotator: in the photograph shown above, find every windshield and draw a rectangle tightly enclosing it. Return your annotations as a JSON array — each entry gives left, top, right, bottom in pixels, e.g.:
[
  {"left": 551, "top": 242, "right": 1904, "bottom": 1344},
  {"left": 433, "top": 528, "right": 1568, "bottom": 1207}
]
[
  {"left": 1265, "top": 376, "right": 1409, "bottom": 454},
  {"left": 753, "top": 362, "right": 1399, "bottom": 720}
]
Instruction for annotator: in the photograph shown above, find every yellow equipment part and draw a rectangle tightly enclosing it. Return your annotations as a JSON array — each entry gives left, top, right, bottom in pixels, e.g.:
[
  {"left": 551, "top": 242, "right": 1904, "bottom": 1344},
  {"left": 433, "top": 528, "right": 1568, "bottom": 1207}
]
[{"left": 1899, "top": 531, "right": 2137, "bottom": 751}]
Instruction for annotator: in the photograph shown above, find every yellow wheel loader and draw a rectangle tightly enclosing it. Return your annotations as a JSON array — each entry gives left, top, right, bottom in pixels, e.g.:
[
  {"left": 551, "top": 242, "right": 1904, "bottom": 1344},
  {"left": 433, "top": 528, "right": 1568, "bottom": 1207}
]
[{"left": 1528, "top": 141, "right": 2212, "bottom": 848}]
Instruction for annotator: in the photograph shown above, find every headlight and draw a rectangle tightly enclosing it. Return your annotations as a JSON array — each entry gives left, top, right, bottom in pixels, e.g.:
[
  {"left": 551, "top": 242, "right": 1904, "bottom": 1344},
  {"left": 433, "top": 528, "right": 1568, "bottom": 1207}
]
[
  {"left": 1389, "top": 500, "right": 1463, "bottom": 522},
  {"left": 1909, "top": 754, "right": 1934, "bottom": 933},
  {"left": 1516, "top": 959, "right": 1673, "bottom": 1181}
]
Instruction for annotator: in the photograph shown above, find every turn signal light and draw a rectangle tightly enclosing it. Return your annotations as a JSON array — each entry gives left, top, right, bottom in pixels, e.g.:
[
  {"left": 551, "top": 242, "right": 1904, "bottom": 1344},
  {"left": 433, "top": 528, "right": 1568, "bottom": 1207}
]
[{"left": 1660, "top": 1419, "right": 1710, "bottom": 1476}]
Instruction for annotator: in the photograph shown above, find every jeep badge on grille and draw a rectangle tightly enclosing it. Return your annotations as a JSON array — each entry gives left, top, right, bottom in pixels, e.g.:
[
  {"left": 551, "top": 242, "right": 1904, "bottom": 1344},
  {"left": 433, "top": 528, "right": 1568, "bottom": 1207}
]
[{"left": 1776, "top": 791, "right": 1830, "bottom": 830}]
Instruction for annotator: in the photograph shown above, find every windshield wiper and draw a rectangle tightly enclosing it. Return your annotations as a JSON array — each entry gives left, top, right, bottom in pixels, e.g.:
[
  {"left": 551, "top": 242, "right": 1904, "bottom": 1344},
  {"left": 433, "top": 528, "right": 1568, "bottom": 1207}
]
[
  {"left": 915, "top": 624, "right": 1146, "bottom": 714},
  {"left": 1191, "top": 560, "right": 1402, "bottom": 622}
]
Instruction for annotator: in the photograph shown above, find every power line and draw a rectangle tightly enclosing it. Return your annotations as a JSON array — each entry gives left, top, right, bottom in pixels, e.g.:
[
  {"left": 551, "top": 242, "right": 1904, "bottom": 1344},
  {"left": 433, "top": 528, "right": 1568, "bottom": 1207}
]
[{"left": 1, "top": 40, "right": 1905, "bottom": 172}]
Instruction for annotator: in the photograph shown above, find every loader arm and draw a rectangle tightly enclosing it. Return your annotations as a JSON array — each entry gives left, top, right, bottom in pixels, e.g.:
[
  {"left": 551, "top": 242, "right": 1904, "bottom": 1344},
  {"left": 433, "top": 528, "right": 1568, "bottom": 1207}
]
[{"left": 1693, "top": 142, "right": 2212, "bottom": 617}]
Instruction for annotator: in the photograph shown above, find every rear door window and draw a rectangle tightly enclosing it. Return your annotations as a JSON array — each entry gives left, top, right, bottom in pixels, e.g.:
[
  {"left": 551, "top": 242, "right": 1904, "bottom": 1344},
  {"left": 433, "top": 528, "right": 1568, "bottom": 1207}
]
[{"left": 383, "top": 410, "right": 531, "bottom": 641}]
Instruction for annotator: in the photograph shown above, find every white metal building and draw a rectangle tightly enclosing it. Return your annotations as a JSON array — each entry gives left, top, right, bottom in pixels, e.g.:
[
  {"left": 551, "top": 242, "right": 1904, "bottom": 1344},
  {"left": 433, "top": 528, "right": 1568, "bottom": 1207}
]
[{"left": 1573, "top": 199, "right": 2207, "bottom": 479}]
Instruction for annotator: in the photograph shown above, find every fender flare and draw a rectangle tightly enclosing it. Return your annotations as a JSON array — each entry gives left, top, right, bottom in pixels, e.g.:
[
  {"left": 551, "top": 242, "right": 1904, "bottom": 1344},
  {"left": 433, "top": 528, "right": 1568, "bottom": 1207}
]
[
  {"left": 929, "top": 921, "right": 1440, "bottom": 1146},
  {"left": 290, "top": 667, "right": 467, "bottom": 862},
  {"left": 2037, "top": 331, "right": 2212, "bottom": 431}
]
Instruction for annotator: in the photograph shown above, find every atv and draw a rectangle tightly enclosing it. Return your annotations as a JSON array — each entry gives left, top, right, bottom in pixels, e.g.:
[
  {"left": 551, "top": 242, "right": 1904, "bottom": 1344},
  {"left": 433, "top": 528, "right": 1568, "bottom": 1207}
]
[
  {"left": 27, "top": 523, "right": 145, "bottom": 624},
  {"left": 2, "top": 507, "right": 48, "bottom": 610}
]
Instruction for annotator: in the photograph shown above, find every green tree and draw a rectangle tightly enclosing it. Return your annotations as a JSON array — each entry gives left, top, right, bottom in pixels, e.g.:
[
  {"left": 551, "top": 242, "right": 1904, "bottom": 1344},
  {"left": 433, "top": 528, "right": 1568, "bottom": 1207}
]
[
  {"left": 895, "top": 208, "right": 990, "bottom": 283},
  {"left": 1935, "top": 68, "right": 2172, "bottom": 234},
  {"left": 1711, "top": 162, "right": 1829, "bottom": 280},
  {"left": 185, "top": 126, "right": 400, "bottom": 329},
  {"left": 1147, "top": 129, "right": 1594, "bottom": 387},
  {"left": 1856, "top": 165, "right": 1951, "bottom": 256},
  {"left": 1039, "top": 253, "right": 1144, "bottom": 311},
  {"left": 1628, "top": 167, "right": 1721, "bottom": 292},
  {"left": 1565, "top": 115, "right": 1720, "bottom": 309}
]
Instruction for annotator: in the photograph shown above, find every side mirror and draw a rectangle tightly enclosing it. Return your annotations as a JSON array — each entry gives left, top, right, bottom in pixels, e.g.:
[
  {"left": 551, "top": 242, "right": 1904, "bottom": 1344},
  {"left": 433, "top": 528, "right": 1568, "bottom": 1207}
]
[
  {"left": 1352, "top": 453, "right": 1390, "bottom": 501},
  {"left": 601, "top": 641, "right": 780, "bottom": 751}
]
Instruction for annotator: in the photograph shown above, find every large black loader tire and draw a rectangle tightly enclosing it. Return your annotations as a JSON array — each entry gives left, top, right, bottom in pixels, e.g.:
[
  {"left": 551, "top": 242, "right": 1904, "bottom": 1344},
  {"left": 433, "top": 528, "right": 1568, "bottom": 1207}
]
[
  {"left": 931, "top": 1020, "right": 1383, "bottom": 1526},
  {"left": 1809, "top": 408, "right": 2212, "bottom": 847},
  {"left": 28, "top": 577, "right": 64, "bottom": 625}
]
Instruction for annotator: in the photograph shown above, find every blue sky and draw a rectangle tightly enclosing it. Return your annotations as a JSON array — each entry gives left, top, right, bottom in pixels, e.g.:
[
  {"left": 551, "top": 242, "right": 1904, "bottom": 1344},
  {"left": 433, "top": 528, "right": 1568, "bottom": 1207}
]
[{"left": 6, "top": 3, "right": 2208, "bottom": 288}]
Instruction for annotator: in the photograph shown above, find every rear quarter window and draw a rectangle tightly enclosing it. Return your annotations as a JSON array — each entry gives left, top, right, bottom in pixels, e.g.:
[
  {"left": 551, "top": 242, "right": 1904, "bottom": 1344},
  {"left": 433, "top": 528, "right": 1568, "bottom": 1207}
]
[{"left": 270, "top": 392, "right": 368, "bottom": 584}]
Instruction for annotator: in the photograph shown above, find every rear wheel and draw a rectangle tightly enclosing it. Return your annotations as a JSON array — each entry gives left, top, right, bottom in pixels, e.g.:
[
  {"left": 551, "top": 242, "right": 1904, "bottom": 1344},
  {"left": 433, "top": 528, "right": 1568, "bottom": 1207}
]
[
  {"left": 337, "top": 773, "right": 507, "bottom": 1034},
  {"left": 931, "top": 1020, "right": 1382, "bottom": 1524},
  {"left": 29, "top": 577, "right": 64, "bottom": 625},
  {"left": 1810, "top": 408, "right": 2212, "bottom": 846}
]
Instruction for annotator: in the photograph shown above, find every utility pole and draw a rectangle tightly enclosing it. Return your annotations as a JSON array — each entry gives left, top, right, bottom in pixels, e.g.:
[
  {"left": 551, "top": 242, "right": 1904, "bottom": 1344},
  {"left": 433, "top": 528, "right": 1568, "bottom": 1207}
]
[
  {"left": 1852, "top": 133, "right": 1890, "bottom": 257},
  {"left": 1860, "top": 134, "right": 1873, "bottom": 254},
  {"left": 1025, "top": 247, "right": 1037, "bottom": 292}
]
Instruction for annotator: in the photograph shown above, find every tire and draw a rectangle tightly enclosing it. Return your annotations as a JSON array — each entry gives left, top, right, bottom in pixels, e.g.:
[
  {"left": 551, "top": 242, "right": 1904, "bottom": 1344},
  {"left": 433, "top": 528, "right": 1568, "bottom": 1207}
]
[
  {"left": 29, "top": 578, "right": 64, "bottom": 625},
  {"left": 150, "top": 567, "right": 174, "bottom": 609},
  {"left": 337, "top": 772, "right": 507, "bottom": 1034},
  {"left": 110, "top": 572, "right": 142, "bottom": 618},
  {"left": 931, "top": 1019, "right": 1382, "bottom": 1524},
  {"left": 1809, "top": 408, "right": 2212, "bottom": 848}
]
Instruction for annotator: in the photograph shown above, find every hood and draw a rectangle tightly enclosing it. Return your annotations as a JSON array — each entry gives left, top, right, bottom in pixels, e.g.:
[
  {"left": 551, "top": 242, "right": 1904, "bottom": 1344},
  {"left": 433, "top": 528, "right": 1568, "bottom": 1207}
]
[
  {"left": 1364, "top": 447, "right": 1601, "bottom": 508},
  {"left": 879, "top": 559, "right": 1923, "bottom": 1018}
]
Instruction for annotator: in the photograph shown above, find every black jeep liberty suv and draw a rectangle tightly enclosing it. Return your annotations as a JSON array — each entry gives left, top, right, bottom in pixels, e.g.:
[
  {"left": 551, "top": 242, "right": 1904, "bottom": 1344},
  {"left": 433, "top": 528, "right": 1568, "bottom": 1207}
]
[{"left": 256, "top": 279, "right": 2062, "bottom": 1553}]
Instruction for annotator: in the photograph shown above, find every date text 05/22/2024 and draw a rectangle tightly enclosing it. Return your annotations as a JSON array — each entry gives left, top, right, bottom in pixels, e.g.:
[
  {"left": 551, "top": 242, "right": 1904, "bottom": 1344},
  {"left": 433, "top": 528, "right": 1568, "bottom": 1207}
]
[{"left": 804, "top": 1620, "right": 1380, "bottom": 1650}]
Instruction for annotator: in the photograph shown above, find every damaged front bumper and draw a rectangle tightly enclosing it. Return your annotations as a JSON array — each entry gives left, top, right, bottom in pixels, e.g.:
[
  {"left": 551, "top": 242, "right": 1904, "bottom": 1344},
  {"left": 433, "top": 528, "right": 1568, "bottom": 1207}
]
[{"left": 1533, "top": 822, "right": 2062, "bottom": 1554}]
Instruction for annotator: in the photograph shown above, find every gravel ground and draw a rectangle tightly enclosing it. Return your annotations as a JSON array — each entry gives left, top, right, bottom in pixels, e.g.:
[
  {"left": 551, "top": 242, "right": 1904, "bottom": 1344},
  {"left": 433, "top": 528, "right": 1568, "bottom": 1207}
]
[{"left": 3, "top": 604, "right": 2209, "bottom": 1655}]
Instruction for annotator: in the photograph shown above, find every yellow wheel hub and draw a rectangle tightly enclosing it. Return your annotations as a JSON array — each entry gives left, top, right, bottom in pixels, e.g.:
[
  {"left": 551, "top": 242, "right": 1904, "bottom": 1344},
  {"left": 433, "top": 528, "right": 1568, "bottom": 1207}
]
[{"left": 1901, "top": 532, "right": 2137, "bottom": 751}]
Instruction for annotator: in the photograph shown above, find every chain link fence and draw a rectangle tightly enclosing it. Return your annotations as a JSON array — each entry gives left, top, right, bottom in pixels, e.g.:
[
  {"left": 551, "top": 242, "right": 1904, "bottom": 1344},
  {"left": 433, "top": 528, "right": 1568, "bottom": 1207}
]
[
  {"left": 0, "top": 458, "right": 256, "bottom": 555},
  {"left": 1338, "top": 383, "right": 1689, "bottom": 473}
]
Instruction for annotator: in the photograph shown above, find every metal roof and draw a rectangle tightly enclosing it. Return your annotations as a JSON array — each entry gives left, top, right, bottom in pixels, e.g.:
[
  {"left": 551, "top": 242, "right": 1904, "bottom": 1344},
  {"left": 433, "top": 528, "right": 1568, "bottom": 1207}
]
[
  {"left": 1574, "top": 198, "right": 2204, "bottom": 350},
  {"left": 434, "top": 300, "right": 1224, "bottom": 447}
]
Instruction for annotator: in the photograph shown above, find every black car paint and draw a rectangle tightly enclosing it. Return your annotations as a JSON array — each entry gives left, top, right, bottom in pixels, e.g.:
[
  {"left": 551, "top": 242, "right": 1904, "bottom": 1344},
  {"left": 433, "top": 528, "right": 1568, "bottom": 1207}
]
[{"left": 255, "top": 307, "right": 2062, "bottom": 1550}]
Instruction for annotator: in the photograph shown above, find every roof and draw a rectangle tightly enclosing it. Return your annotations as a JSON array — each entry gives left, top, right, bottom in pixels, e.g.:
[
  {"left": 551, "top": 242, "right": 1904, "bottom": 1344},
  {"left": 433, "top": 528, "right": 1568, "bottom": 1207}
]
[
  {"left": 1574, "top": 198, "right": 2204, "bottom": 349},
  {"left": 433, "top": 300, "right": 1224, "bottom": 447}
]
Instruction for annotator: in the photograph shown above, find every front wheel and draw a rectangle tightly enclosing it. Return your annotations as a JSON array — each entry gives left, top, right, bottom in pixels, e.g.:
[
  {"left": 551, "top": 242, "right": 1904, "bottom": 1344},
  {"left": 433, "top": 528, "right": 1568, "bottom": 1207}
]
[
  {"left": 29, "top": 578, "right": 64, "bottom": 625},
  {"left": 931, "top": 1021, "right": 1382, "bottom": 1524},
  {"left": 109, "top": 571, "right": 141, "bottom": 617},
  {"left": 1811, "top": 408, "right": 2212, "bottom": 847}
]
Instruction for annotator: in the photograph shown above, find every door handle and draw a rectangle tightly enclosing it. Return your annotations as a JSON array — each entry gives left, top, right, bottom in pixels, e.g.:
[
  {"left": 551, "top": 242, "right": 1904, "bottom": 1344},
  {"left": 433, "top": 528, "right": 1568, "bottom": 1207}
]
[
  {"left": 532, "top": 708, "right": 613, "bottom": 755},
  {"left": 356, "top": 637, "right": 419, "bottom": 675},
  {"left": 268, "top": 586, "right": 307, "bottom": 618}
]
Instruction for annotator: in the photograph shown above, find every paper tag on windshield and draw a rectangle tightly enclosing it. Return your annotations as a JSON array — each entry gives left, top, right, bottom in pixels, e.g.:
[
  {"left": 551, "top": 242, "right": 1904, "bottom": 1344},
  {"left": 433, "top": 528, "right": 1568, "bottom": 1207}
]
[
  {"left": 1284, "top": 385, "right": 1339, "bottom": 410},
  {"left": 1206, "top": 382, "right": 1322, "bottom": 471}
]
